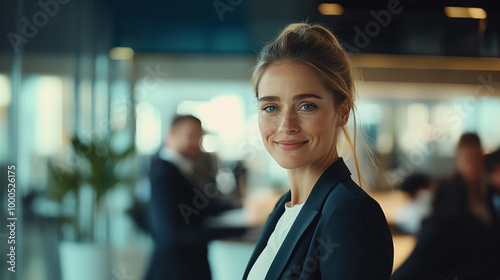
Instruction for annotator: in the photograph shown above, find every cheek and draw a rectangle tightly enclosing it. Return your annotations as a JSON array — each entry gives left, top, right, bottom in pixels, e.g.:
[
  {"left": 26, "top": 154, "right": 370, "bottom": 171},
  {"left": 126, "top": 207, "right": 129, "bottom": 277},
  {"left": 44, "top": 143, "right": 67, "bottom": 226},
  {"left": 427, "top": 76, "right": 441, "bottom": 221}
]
[
  {"left": 307, "top": 112, "right": 336, "bottom": 140},
  {"left": 258, "top": 115, "right": 274, "bottom": 140}
]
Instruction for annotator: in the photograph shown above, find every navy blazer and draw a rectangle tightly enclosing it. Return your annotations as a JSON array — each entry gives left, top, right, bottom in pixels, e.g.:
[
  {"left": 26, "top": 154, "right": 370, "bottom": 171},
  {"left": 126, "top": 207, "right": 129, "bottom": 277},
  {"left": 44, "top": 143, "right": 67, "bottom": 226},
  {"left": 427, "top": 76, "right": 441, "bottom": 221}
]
[{"left": 243, "top": 158, "right": 394, "bottom": 280}]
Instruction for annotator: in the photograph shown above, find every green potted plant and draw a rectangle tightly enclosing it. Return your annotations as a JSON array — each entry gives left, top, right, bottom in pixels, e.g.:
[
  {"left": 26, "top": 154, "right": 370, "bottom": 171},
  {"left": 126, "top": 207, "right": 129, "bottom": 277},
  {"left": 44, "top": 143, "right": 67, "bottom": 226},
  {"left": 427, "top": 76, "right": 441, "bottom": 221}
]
[{"left": 48, "top": 131, "right": 135, "bottom": 280}]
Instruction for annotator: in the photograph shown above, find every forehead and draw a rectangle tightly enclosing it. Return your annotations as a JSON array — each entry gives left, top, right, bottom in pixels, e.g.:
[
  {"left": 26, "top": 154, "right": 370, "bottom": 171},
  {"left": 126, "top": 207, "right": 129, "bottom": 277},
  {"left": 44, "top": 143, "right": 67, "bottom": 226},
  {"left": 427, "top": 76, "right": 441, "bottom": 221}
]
[
  {"left": 175, "top": 120, "right": 202, "bottom": 131},
  {"left": 456, "top": 145, "right": 483, "bottom": 157},
  {"left": 258, "top": 62, "right": 332, "bottom": 100}
]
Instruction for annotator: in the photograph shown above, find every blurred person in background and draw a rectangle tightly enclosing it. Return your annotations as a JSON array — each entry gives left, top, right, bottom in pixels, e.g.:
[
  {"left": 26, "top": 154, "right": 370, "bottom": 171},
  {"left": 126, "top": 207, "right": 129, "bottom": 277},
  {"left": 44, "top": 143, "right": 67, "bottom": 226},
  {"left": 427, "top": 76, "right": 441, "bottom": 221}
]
[
  {"left": 486, "top": 148, "right": 500, "bottom": 222},
  {"left": 145, "top": 115, "right": 241, "bottom": 280},
  {"left": 393, "top": 173, "right": 433, "bottom": 235},
  {"left": 243, "top": 23, "right": 393, "bottom": 280},
  {"left": 392, "top": 133, "right": 500, "bottom": 280},
  {"left": 433, "top": 133, "right": 494, "bottom": 223}
]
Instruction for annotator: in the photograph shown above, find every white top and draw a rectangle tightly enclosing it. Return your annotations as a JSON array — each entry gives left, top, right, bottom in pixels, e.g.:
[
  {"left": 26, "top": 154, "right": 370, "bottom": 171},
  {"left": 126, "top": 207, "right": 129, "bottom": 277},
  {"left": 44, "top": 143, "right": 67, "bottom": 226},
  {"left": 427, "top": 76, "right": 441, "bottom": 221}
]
[{"left": 247, "top": 202, "right": 305, "bottom": 280}]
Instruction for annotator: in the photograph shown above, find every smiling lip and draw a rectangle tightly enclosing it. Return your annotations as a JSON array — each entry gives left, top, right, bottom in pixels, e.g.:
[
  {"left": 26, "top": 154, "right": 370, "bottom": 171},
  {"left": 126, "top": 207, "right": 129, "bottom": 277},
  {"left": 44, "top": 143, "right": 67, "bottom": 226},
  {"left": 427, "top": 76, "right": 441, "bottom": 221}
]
[{"left": 275, "top": 140, "right": 309, "bottom": 151}]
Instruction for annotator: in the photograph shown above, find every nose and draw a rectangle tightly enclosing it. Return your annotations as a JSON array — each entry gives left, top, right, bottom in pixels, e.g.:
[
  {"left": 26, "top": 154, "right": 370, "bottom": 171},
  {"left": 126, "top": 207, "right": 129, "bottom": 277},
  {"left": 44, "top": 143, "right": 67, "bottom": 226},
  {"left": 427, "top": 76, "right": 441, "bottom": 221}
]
[{"left": 279, "top": 112, "right": 300, "bottom": 135}]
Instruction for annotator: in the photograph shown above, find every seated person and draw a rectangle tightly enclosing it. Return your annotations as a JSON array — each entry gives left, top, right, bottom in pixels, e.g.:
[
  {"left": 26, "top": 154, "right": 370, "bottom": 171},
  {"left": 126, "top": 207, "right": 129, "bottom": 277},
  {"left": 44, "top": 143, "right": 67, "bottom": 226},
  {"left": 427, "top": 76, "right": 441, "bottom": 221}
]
[{"left": 393, "top": 173, "right": 433, "bottom": 235}]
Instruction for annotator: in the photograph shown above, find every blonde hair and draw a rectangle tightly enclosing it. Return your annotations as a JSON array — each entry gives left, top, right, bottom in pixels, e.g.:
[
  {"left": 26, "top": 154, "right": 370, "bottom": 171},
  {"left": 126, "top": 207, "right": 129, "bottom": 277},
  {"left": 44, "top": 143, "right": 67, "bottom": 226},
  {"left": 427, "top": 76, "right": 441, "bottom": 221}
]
[{"left": 252, "top": 22, "right": 371, "bottom": 188}]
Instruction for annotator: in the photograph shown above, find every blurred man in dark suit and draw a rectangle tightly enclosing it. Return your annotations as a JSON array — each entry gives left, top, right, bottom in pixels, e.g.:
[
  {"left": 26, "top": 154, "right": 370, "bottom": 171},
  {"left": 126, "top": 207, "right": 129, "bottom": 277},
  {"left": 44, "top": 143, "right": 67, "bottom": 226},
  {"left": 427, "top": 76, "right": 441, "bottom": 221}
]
[{"left": 145, "top": 115, "right": 240, "bottom": 280}]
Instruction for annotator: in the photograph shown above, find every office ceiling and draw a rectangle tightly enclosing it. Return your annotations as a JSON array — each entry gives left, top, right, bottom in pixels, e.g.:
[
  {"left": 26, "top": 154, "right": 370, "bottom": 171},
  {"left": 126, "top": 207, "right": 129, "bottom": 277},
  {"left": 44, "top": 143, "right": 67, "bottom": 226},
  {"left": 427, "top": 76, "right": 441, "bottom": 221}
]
[{"left": 1, "top": 0, "right": 499, "bottom": 57}]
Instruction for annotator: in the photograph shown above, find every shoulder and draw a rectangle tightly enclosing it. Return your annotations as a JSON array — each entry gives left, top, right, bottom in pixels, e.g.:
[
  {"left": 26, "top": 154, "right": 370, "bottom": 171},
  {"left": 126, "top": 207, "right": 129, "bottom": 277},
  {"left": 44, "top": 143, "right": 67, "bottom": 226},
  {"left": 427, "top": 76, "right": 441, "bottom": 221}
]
[
  {"left": 150, "top": 154, "right": 177, "bottom": 170},
  {"left": 433, "top": 173, "right": 466, "bottom": 205},
  {"left": 315, "top": 179, "right": 394, "bottom": 278},
  {"left": 323, "top": 178, "right": 382, "bottom": 214},
  {"left": 149, "top": 155, "right": 182, "bottom": 180},
  {"left": 319, "top": 179, "right": 390, "bottom": 238},
  {"left": 437, "top": 173, "right": 463, "bottom": 190}
]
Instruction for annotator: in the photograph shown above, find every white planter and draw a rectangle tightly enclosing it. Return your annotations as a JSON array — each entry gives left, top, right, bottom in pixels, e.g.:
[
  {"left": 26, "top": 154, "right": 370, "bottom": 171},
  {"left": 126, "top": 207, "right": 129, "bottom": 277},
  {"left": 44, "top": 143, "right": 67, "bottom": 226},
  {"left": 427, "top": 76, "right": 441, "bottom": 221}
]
[{"left": 59, "top": 242, "right": 112, "bottom": 280}]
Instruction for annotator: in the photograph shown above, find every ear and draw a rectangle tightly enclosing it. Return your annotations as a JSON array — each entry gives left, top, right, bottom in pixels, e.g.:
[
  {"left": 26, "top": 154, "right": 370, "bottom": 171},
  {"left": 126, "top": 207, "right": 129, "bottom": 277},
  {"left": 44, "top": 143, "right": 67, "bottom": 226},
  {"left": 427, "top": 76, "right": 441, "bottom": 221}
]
[{"left": 337, "top": 101, "right": 351, "bottom": 127}]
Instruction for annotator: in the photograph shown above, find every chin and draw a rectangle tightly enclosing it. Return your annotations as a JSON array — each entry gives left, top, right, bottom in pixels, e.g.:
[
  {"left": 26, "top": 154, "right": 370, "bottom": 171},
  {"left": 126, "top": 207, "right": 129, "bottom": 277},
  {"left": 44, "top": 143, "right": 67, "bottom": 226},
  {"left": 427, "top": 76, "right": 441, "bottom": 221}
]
[{"left": 272, "top": 154, "right": 308, "bottom": 170}]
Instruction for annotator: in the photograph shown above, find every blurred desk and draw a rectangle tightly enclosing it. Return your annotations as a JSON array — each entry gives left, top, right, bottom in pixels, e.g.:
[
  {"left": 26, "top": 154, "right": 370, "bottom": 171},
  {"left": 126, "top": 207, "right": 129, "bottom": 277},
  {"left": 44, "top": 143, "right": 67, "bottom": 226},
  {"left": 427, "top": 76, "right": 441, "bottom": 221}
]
[
  {"left": 206, "top": 216, "right": 263, "bottom": 280},
  {"left": 206, "top": 210, "right": 261, "bottom": 280},
  {"left": 392, "top": 234, "right": 417, "bottom": 272},
  {"left": 370, "top": 191, "right": 418, "bottom": 272},
  {"left": 208, "top": 238, "right": 257, "bottom": 280},
  {"left": 206, "top": 190, "right": 282, "bottom": 280}
]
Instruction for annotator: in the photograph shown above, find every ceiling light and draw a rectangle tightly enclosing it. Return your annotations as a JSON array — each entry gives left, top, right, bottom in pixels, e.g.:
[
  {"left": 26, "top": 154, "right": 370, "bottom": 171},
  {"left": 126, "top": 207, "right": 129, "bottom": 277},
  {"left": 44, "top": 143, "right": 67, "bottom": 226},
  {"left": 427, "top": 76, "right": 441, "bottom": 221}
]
[
  {"left": 444, "top": 7, "right": 487, "bottom": 19},
  {"left": 318, "top": 3, "right": 344, "bottom": 16},
  {"left": 109, "top": 47, "right": 134, "bottom": 60}
]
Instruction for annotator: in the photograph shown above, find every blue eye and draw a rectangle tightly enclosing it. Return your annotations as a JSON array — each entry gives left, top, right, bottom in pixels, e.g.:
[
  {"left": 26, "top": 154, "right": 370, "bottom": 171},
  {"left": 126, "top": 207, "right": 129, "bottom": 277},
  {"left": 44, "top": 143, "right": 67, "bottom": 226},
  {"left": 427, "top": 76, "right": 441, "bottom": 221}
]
[
  {"left": 300, "top": 104, "right": 317, "bottom": 111},
  {"left": 262, "top": 105, "right": 278, "bottom": 112}
]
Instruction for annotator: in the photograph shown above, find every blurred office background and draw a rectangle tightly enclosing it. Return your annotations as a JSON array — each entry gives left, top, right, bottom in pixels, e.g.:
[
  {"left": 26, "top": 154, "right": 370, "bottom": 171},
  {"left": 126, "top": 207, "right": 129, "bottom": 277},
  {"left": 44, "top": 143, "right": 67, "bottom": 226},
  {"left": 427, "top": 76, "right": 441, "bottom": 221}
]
[{"left": 1, "top": 0, "right": 500, "bottom": 279}]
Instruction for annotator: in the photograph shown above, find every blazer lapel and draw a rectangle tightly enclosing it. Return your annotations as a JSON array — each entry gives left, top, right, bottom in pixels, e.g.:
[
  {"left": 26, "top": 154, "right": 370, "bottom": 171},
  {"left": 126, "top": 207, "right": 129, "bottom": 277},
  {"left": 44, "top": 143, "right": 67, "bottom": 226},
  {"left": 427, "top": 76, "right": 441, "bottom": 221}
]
[
  {"left": 264, "top": 158, "right": 351, "bottom": 280},
  {"left": 265, "top": 206, "right": 318, "bottom": 280},
  {"left": 242, "top": 192, "right": 291, "bottom": 279}
]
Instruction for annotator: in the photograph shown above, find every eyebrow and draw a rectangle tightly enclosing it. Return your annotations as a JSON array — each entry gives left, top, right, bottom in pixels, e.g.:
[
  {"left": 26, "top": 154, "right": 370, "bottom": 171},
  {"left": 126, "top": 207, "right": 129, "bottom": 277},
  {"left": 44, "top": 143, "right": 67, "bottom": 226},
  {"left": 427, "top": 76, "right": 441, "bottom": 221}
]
[{"left": 258, "top": 93, "right": 323, "bottom": 102}]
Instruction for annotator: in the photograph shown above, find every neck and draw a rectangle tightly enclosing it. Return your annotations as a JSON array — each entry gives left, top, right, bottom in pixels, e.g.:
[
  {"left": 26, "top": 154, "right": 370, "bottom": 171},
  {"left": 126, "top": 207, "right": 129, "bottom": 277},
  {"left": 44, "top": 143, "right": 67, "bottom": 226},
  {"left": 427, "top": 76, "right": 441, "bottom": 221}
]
[{"left": 287, "top": 150, "right": 338, "bottom": 206}]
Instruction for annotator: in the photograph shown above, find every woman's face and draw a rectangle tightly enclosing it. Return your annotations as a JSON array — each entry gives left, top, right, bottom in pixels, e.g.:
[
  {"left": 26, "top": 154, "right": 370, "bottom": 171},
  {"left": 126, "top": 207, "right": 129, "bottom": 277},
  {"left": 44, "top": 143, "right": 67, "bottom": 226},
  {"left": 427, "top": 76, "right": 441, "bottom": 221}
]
[
  {"left": 455, "top": 145, "right": 484, "bottom": 183},
  {"left": 257, "top": 62, "right": 343, "bottom": 170}
]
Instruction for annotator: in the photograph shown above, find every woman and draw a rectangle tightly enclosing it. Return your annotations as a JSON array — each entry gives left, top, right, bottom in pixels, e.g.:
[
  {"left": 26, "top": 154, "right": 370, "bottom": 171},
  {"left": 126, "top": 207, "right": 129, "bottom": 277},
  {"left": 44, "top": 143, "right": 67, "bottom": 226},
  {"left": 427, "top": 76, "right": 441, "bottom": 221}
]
[{"left": 243, "top": 23, "right": 394, "bottom": 280}]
